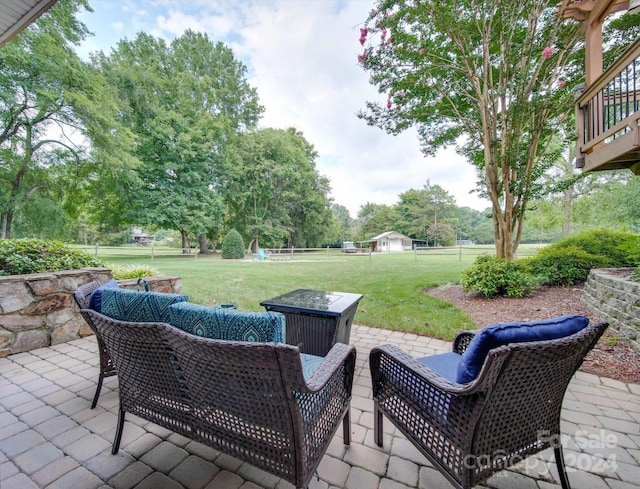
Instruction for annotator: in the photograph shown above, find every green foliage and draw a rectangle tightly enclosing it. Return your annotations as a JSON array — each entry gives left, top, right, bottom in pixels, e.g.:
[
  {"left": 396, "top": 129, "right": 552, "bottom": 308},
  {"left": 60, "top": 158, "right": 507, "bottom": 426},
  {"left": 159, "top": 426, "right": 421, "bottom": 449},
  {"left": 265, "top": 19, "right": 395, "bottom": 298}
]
[
  {"left": 544, "top": 228, "right": 635, "bottom": 267},
  {"left": 0, "top": 239, "right": 103, "bottom": 275},
  {"left": 96, "top": 30, "right": 263, "bottom": 245},
  {"left": 525, "top": 246, "right": 610, "bottom": 286},
  {"left": 227, "top": 128, "right": 335, "bottom": 249},
  {"left": 0, "top": 0, "right": 137, "bottom": 239},
  {"left": 460, "top": 255, "right": 536, "bottom": 298},
  {"left": 618, "top": 235, "right": 640, "bottom": 282},
  {"left": 221, "top": 229, "right": 245, "bottom": 259},
  {"left": 109, "top": 263, "right": 159, "bottom": 280},
  {"left": 358, "top": 0, "right": 586, "bottom": 259},
  {"left": 618, "top": 235, "right": 640, "bottom": 265}
]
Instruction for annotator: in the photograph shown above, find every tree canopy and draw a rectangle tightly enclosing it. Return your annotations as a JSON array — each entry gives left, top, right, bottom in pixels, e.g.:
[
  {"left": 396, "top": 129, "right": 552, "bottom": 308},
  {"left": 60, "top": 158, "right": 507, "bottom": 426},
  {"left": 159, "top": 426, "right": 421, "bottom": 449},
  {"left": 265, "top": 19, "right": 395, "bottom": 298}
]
[
  {"left": 0, "top": 0, "right": 136, "bottom": 239},
  {"left": 226, "top": 128, "right": 335, "bottom": 251},
  {"left": 94, "top": 30, "right": 263, "bottom": 252}
]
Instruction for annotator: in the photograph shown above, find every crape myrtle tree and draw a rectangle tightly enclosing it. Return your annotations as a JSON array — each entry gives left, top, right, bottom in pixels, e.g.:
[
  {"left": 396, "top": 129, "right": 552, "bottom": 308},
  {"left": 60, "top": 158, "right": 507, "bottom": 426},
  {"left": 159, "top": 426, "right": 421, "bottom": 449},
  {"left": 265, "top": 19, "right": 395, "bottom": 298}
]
[
  {"left": 358, "top": 0, "right": 585, "bottom": 259},
  {"left": 95, "top": 31, "right": 263, "bottom": 253},
  {"left": 0, "top": 0, "right": 136, "bottom": 239},
  {"left": 226, "top": 128, "right": 335, "bottom": 251}
]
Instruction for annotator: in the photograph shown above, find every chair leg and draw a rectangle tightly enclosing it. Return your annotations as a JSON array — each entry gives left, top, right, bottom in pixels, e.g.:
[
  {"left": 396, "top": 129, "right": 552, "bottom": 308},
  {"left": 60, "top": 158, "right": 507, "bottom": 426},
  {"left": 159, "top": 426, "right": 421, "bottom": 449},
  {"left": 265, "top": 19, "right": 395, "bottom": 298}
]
[
  {"left": 374, "top": 405, "right": 384, "bottom": 447},
  {"left": 91, "top": 373, "right": 105, "bottom": 409},
  {"left": 342, "top": 409, "right": 351, "bottom": 445},
  {"left": 112, "top": 407, "right": 126, "bottom": 455},
  {"left": 554, "top": 446, "right": 571, "bottom": 489}
]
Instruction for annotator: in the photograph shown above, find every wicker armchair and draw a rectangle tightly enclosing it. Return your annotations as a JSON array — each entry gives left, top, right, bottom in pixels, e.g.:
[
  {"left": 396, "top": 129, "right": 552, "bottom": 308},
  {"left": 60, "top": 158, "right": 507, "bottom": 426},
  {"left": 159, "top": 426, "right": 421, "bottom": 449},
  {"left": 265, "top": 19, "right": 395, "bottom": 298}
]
[
  {"left": 73, "top": 280, "right": 115, "bottom": 409},
  {"left": 370, "top": 320, "right": 608, "bottom": 489},
  {"left": 83, "top": 309, "right": 356, "bottom": 489}
]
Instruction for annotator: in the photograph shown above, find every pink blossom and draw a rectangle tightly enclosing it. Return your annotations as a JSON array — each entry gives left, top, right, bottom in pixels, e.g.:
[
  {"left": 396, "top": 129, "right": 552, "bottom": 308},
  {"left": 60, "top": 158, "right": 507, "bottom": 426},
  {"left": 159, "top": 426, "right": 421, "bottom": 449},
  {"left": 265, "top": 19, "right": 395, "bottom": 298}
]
[
  {"left": 558, "top": 80, "right": 566, "bottom": 88},
  {"left": 419, "top": 48, "right": 425, "bottom": 55},
  {"left": 359, "top": 27, "right": 368, "bottom": 46},
  {"left": 381, "top": 28, "right": 387, "bottom": 41},
  {"left": 387, "top": 99, "right": 392, "bottom": 109},
  {"left": 386, "top": 36, "right": 392, "bottom": 45},
  {"left": 357, "top": 49, "right": 368, "bottom": 63},
  {"left": 541, "top": 47, "right": 554, "bottom": 59}
]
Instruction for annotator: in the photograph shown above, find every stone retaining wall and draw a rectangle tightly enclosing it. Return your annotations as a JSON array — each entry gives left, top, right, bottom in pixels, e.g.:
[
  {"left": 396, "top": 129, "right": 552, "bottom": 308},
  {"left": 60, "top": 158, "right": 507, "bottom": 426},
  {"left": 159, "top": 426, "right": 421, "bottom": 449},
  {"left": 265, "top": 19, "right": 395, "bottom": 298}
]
[
  {"left": 0, "top": 269, "right": 182, "bottom": 357},
  {"left": 582, "top": 268, "right": 640, "bottom": 354}
]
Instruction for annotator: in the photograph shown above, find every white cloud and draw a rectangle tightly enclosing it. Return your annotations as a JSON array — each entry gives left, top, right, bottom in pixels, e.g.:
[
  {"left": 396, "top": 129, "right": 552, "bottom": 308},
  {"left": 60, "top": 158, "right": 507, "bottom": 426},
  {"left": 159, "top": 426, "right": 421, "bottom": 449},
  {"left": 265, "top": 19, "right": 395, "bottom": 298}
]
[{"left": 78, "top": 0, "right": 491, "bottom": 217}]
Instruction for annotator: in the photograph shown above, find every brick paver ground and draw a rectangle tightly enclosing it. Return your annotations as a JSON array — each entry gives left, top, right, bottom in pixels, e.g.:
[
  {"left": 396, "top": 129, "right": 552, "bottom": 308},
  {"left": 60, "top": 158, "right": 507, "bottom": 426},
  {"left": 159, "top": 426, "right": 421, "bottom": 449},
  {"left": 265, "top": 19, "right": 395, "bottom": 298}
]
[{"left": 1, "top": 325, "right": 638, "bottom": 489}]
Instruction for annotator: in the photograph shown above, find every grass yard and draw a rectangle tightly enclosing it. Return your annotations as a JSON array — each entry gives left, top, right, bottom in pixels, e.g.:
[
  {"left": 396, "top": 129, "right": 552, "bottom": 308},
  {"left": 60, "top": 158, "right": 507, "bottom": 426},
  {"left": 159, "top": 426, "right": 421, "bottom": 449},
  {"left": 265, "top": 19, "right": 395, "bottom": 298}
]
[{"left": 102, "top": 245, "right": 544, "bottom": 341}]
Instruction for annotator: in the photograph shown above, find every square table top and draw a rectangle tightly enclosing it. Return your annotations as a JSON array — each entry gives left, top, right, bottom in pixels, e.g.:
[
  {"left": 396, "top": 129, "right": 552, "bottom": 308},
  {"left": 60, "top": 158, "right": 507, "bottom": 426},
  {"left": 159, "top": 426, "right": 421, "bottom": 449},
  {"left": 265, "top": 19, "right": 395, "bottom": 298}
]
[{"left": 260, "top": 288, "right": 363, "bottom": 317}]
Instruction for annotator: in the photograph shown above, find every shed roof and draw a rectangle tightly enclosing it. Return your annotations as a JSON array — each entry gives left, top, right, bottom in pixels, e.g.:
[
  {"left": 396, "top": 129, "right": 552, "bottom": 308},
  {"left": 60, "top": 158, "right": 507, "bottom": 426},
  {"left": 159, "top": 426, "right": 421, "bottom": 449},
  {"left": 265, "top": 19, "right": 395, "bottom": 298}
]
[{"left": 371, "top": 231, "right": 412, "bottom": 241}]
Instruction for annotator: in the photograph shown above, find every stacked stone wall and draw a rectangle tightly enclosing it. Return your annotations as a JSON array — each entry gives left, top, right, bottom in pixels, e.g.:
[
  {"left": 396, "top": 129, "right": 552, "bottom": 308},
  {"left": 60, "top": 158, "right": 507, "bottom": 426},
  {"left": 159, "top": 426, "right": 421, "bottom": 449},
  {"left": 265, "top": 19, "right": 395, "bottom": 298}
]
[
  {"left": 0, "top": 269, "right": 182, "bottom": 356},
  {"left": 582, "top": 268, "right": 640, "bottom": 354}
]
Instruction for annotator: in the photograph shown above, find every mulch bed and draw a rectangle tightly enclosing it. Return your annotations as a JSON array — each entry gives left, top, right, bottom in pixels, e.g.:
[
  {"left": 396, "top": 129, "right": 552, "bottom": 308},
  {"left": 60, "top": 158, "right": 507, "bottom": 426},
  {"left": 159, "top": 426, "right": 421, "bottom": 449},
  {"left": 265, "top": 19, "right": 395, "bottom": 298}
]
[{"left": 425, "top": 284, "right": 640, "bottom": 384}]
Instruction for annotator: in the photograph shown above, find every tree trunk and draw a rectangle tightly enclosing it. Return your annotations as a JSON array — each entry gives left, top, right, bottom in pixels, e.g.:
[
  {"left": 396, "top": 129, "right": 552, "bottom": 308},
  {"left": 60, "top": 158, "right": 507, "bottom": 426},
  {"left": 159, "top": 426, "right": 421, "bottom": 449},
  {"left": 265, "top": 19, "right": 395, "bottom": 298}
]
[
  {"left": 197, "top": 233, "right": 209, "bottom": 254},
  {"left": 562, "top": 187, "right": 572, "bottom": 237},
  {"left": 1, "top": 212, "right": 11, "bottom": 239},
  {"left": 180, "top": 230, "right": 189, "bottom": 254}
]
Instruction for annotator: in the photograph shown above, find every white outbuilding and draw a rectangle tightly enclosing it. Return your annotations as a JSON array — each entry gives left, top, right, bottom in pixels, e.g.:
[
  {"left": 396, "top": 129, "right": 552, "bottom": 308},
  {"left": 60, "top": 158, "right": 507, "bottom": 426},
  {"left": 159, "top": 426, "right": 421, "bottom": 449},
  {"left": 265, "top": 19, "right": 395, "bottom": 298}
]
[{"left": 370, "top": 231, "right": 413, "bottom": 252}]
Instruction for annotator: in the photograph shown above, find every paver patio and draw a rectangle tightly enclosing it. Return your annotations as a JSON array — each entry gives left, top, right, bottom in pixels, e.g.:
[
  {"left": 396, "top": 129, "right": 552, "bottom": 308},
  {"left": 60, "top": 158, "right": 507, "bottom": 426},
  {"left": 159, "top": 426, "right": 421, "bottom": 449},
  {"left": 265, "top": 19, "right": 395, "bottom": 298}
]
[{"left": 1, "top": 324, "right": 639, "bottom": 489}]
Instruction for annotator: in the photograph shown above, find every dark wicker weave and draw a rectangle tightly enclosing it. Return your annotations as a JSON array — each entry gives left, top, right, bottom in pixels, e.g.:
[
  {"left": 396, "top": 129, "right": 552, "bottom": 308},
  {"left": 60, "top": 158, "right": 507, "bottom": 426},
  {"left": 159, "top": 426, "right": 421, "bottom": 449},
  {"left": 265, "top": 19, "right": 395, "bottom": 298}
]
[
  {"left": 370, "top": 321, "right": 608, "bottom": 489},
  {"left": 73, "top": 280, "right": 115, "bottom": 408},
  {"left": 83, "top": 309, "right": 356, "bottom": 489}
]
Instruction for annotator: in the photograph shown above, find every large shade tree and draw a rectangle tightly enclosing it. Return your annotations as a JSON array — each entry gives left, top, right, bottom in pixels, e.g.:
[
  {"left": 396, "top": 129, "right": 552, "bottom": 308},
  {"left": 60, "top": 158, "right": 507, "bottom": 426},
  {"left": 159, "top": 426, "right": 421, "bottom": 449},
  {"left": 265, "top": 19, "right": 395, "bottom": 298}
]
[
  {"left": 358, "top": 0, "right": 585, "bottom": 259},
  {"left": 226, "top": 128, "right": 335, "bottom": 251},
  {"left": 0, "top": 0, "right": 136, "bottom": 239},
  {"left": 95, "top": 31, "right": 263, "bottom": 252}
]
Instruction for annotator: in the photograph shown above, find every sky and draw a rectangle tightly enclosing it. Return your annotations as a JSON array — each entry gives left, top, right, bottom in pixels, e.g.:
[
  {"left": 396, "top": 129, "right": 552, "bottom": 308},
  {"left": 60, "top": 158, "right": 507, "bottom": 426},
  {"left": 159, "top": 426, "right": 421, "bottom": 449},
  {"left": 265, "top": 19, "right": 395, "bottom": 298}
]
[{"left": 76, "top": 0, "right": 492, "bottom": 218}]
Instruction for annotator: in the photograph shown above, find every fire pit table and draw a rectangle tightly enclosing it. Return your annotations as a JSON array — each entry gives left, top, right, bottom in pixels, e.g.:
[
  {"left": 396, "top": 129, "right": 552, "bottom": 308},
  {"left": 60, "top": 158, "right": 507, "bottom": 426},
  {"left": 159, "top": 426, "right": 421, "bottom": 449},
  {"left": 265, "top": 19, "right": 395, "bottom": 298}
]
[{"left": 260, "top": 288, "right": 363, "bottom": 356}]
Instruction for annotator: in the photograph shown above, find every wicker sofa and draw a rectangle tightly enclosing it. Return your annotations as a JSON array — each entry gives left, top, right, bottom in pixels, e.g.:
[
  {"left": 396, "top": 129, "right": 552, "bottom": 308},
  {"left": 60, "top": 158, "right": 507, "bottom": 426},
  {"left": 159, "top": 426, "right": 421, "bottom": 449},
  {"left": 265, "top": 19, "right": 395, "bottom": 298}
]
[
  {"left": 74, "top": 280, "right": 295, "bottom": 407},
  {"left": 83, "top": 308, "right": 355, "bottom": 489},
  {"left": 74, "top": 281, "right": 356, "bottom": 488},
  {"left": 370, "top": 316, "right": 608, "bottom": 489}
]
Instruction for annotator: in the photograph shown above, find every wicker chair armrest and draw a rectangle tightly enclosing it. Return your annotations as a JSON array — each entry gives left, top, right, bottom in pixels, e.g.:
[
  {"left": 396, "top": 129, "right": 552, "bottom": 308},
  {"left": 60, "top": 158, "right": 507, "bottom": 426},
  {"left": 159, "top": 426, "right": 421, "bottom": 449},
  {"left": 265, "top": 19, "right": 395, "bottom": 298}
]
[
  {"left": 371, "top": 344, "right": 486, "bottom": 395},
  {"left": 74, "top": 280, "right": 102, "bottom": 309},
  {"left": 452, "top": 330, "right": 477, "bottom": 354},
  {"left": 300, "top": 343, "right": 356, "bottom": 392}
]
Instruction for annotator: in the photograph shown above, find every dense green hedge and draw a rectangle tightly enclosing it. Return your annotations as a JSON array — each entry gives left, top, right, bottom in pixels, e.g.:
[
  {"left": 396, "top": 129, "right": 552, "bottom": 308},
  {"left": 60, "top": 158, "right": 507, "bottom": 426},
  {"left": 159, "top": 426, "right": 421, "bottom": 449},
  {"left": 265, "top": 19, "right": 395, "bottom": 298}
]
[
  {"left": 461, "top": 228, "right": 637, "bottom": 297},
  {"left": 524, "top": 246, "right": 611, "bottom": 286},
  {"left": 0, "top": 239, "right": 104, "bottom": 276},
  {"left": 541, "top": 228, "right": 635, "bottom": 268},
  {"left": 221, "top": 229, "right": 245, "bottom": 259},
  {"left": 460, "top": 255, "right": 535, "bottom": 298}
]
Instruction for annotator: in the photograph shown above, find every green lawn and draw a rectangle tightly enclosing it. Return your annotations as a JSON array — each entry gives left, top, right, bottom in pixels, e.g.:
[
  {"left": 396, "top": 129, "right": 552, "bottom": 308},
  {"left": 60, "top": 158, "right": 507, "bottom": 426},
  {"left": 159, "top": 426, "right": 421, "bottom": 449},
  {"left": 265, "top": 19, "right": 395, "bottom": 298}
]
[{"left": 102, "top": 245, "right": 544, "bottom": 341}]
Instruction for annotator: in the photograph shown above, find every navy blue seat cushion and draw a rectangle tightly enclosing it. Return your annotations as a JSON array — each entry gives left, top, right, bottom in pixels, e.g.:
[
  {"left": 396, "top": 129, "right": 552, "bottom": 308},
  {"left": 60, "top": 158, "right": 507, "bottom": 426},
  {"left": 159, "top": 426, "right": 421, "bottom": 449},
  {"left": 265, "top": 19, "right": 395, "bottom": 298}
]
[
  {"left": 88, "top": 279, "right": 119, "bottom": 312},
  {"left": 456, "top": 315, "right": 590, "bottom": 384},
  {"left": 100, "top": 288, "right": 189, "bottom": 323},
  {"left": 168, "top": 302, "right": 285, "bottom": 343},
  {"left": 416, "top": 352, "right": 462, "bottom": 384}
]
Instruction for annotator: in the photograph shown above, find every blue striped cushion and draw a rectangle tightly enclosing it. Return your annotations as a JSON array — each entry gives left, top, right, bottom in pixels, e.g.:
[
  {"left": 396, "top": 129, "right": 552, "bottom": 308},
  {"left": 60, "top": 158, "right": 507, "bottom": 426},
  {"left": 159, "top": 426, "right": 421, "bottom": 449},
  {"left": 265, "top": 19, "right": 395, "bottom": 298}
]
[
  {"left": 100, "top": 288, "right": 188, "bottom": 323},
  {"left": 168, "top": 302, "right": 285, "bottom": 343}
]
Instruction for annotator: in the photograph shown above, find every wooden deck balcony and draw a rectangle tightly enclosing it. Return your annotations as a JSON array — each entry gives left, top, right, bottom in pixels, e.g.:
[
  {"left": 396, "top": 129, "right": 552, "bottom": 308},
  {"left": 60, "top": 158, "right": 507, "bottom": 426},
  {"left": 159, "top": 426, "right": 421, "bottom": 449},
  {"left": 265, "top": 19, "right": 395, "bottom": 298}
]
[{"left": 575, "top": 37, "right": 640, "bottom": 174}]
